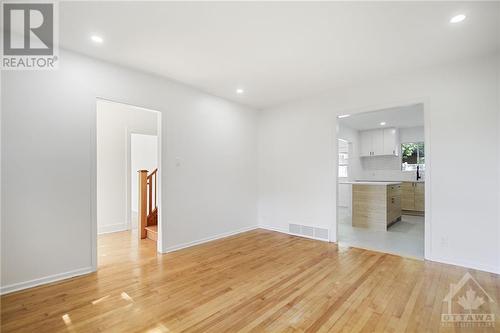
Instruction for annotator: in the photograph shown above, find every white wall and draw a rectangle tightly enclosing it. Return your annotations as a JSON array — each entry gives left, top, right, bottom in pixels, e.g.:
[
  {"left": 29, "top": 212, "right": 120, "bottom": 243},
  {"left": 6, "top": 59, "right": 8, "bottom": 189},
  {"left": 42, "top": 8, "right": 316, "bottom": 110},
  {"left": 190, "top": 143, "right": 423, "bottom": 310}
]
[
  {"left": 498, "top": 54, "right": 500, "bottom": 273},
  {"left": 1, "top": 50, "right": 258, "bottom": 293},
  {"left": 400, "top": 126, "right": 424, "bottom": 143},
  {"left": 96, "top": 100, "right": 158, "bottom": 234},
  {"left": 258, "top": 54, "right": 500, "bottom": 274},
  {"left": 258, "top": 104, "right": 336, "bottom": 234}
]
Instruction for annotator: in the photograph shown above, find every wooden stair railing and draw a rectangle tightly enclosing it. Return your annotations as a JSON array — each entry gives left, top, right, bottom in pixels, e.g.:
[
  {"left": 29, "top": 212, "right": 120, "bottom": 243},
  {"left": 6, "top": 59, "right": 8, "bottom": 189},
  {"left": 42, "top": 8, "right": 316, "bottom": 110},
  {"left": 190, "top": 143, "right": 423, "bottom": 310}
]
[{"left": 138, "top": 168, "right": 158, "bottom": 240}]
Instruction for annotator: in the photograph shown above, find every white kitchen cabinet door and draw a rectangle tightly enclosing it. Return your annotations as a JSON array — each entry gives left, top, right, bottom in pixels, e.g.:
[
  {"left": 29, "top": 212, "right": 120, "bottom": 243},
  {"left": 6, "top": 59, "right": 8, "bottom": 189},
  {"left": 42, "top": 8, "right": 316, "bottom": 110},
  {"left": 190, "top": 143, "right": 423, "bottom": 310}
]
[
  {"left": 360, "top": 128, "right": 399, "bottom": 157},
  {"left": 372, "top": 130, "right": 384, "bottom": 156},
  {"left": 360, "top": 130, "right": 373, "bottom": 156},
  {"left": 383, "top": 128, "right": 399, "bottom": 156}
]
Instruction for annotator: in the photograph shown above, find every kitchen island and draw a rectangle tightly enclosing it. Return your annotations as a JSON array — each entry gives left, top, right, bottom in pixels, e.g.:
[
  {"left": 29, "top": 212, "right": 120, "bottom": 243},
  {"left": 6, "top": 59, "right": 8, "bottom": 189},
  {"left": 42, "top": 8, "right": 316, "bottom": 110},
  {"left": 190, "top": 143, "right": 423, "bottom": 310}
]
[{"left": 344, "top": 181, "right": 402, "bottom": 231}]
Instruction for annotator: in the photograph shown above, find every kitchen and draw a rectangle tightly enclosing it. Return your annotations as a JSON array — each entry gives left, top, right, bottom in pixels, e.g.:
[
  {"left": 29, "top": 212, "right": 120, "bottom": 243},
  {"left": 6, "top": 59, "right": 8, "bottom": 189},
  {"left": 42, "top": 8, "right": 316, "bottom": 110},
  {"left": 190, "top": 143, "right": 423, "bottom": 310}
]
[{"left": 337, "top": 104, "right": 425, "bottom": 258}]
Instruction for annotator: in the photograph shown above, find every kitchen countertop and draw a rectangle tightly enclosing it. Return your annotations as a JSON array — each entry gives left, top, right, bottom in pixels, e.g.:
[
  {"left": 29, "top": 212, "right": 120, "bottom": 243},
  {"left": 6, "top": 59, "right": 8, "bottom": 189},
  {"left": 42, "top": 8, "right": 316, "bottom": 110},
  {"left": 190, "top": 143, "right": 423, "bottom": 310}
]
[{"left": 340, "top": 181, "right": 402, "bottom": 185}]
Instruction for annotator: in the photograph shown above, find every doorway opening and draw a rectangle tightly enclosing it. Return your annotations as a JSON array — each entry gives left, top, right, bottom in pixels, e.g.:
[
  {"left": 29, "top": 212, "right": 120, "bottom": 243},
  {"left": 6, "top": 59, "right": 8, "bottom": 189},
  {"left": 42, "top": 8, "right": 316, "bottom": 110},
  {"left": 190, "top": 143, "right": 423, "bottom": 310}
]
[
  {"left": 95, "top": 99, "right": 161, "bottom": 268},
  {"left": 336, "top": 103, "right": 427, "bottom": 259}
]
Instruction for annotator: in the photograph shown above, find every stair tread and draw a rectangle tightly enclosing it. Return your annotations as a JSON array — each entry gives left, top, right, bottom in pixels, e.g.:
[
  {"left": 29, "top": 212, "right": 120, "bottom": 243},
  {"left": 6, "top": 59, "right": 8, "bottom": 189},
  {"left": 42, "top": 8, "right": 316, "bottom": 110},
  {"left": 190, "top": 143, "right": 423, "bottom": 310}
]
[{"left": 145, "top": 225, "right": 157, "bottom": 233}]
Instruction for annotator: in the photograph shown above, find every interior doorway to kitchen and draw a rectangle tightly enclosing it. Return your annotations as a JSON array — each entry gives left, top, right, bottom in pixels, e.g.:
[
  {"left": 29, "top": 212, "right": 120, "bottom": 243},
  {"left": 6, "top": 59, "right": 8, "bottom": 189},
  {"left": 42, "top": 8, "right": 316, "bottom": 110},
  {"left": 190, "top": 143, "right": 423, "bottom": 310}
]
[{"left": 336, "top": 103, "right": 427, "bottom": 259}]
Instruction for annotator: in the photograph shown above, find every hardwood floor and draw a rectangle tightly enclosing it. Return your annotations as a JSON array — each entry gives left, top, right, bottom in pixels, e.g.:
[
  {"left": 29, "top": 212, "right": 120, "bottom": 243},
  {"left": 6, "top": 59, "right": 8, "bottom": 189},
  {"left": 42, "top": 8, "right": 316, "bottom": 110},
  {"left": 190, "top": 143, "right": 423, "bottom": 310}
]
[{"left": 2, "top": 229, "right": 499, "bottom": 332}]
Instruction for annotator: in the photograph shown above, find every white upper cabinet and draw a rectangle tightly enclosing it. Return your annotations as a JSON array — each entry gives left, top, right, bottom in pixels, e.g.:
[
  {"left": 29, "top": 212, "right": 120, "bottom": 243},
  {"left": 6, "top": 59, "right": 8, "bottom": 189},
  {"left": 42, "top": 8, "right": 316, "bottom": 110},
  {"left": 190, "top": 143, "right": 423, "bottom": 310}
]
[
  {"left": 360, "top": 130, "right": 373, "bottom": 157},
  {"left": 372, "top": 130, "right": 384, "bottom": 156},
  {"left": 360, "top": 128, "right": 399, "bottom": 157},
  {"left": 382, "top": 128, "right": 399, "bottom": 156}
]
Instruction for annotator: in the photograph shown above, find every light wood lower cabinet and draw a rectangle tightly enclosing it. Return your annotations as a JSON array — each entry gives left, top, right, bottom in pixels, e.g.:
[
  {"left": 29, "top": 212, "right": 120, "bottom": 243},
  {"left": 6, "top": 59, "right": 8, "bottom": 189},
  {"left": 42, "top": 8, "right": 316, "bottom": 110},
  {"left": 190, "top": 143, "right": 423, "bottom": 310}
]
[
  {"left": 402, "top": 181, "right": 425, "bottom": 214},
  {"left": 414, "top": 183, "right": 425, "bottom": 211},
  {"left": 401, "top": 182, "right": 415, "bottom": 210},
  {"left": 352, "top": 184, "right": 402, "bottom": 231},
  {"left": 387, "top": 185, "right": 402, "bottom": 224}
]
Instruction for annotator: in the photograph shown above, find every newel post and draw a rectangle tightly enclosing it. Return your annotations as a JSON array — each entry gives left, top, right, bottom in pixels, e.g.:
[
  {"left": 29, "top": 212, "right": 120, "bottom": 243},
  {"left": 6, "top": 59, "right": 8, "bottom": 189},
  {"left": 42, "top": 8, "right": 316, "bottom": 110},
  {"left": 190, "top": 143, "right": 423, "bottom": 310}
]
[{"left": 138, "top": 170, "right": 148, "bottom": 239}]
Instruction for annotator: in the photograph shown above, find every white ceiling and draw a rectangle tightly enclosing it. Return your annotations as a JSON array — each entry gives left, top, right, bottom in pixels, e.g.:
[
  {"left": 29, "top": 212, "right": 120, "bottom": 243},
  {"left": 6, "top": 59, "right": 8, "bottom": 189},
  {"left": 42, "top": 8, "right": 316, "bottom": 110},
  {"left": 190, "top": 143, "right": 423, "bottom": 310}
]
[
  {"left": 59, "top": 2, "right": 500, "bottom": 109},
  {"left": 339, "top": 104, "right": 424, "bottom": 131}
]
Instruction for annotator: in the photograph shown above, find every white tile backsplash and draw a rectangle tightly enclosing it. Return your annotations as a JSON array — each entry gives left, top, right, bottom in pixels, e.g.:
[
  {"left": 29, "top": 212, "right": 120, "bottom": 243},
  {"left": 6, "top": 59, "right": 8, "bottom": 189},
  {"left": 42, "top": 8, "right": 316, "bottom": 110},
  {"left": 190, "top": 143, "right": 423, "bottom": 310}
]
[
  {"left": 361, "top": 155, "right": 400, "bottom": 170},
  {"left": 360, "top": 156, "right": 423, "bottom": 181},
  {"left": 360, "top": 169, "right": 423, "bottom": 182}
]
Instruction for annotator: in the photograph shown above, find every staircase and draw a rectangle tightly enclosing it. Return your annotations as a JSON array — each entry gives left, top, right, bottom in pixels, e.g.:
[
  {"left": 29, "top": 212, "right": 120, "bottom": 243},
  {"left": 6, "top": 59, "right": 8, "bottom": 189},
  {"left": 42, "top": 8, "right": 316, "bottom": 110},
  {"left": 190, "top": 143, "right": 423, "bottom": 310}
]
[
  {"left": 138, "top": 168, "right": 158, "bottom": 241},
  {"left": 145, "top": 225, "right": 157, "bottom": 241}
]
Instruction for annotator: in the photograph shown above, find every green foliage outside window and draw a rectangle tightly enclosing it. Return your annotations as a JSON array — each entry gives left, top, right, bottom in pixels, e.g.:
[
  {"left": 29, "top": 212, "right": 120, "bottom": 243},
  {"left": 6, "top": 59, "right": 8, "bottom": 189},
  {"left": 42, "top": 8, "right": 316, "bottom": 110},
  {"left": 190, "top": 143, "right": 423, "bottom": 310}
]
[{"left": 401, "top": 142, "right": 424, "bottom": 170}]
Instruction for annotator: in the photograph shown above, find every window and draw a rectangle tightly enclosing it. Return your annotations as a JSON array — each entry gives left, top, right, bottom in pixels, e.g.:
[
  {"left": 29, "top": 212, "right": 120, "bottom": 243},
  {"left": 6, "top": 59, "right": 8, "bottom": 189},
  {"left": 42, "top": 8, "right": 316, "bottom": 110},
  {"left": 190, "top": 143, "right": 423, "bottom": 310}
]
[
  {"left": 401, "top": 142, "right": 425, "bottom": 171},
  {"left": 338, "top": 139, "right": 349, "bottom": 178}
]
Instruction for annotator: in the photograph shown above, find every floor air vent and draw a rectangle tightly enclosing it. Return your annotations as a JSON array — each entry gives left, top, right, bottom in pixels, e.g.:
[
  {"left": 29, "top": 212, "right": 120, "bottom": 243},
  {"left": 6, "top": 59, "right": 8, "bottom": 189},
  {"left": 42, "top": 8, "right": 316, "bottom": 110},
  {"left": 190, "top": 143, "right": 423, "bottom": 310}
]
[{"left": 288, "top": 223, "right": 329, "bottom": 241}]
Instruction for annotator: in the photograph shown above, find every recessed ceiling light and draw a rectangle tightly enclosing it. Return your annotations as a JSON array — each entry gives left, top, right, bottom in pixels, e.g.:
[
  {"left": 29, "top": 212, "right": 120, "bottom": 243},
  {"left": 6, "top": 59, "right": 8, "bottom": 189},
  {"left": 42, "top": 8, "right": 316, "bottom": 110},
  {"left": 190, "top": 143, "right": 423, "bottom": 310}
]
[
  {"left": 450, "top": 14, "right": 466, "bottom": 24},
  {"left": 380, "top": 122, "right": 386, "bottom": 126},
  {"left": 236, "top": 88, "right": 244, "bottom": 94},
  {"left": 91, "top": 35, "right": 104, "bottom": 43},
  {"left": 338, "top": 114, "right": 351, "bottom": 119}
]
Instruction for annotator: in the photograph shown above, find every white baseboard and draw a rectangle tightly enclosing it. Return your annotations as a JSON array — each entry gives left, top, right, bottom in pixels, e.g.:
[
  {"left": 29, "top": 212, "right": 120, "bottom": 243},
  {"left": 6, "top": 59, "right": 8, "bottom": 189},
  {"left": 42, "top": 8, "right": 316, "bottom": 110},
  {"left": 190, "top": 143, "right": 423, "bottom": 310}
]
[
  {"left": 162, "top": 225, "right": 259, "bottom": 253},
  {"left": 1, "top": 266, "right": 94, "bottom": 295},
  {"left": 98, "top": 222, "right": 128, "bottom": 235},
  {"left": 258, "top": 224, "right": 287, "bottom": 234},
  {"left": 259, "top": 224, "right": 330, "bottom": 242},
  {"left": 427, "top": 255, "right": 500, "bottom": 275}
]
